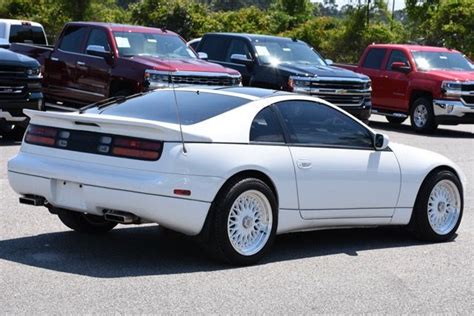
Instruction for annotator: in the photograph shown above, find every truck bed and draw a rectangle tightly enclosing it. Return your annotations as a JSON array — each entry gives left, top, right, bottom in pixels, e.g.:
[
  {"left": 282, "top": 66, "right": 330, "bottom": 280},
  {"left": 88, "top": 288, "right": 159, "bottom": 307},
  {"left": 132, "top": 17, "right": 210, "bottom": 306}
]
[{"left": 10, "top": 43, "right": 53, "bottom": 64}]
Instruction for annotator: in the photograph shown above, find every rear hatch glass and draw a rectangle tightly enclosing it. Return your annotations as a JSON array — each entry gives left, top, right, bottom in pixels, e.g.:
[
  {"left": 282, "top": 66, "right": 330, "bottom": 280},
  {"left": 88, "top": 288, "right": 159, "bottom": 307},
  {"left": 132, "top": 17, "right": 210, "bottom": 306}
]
[
  {"left": 9, "top": 25, "right": 46, "bottom": 44},
  {"left": 85, "top": 90, "right": 249, "bottom": 125}
]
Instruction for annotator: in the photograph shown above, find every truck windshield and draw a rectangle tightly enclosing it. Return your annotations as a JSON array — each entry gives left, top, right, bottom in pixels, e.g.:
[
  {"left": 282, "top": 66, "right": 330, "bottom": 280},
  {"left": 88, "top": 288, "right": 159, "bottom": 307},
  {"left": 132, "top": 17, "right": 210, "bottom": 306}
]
[
  {"left": 9, "top": 25, "right": 46, "bottom": 45},
  {"left": 113, "top": 31, "right": 197, "bottom": 59},
  {"left": 412, "top": 51, "right": 474, "bottom": 71},
  {"left": 253, "top": 39, "right": 326, "bottom": 66}
]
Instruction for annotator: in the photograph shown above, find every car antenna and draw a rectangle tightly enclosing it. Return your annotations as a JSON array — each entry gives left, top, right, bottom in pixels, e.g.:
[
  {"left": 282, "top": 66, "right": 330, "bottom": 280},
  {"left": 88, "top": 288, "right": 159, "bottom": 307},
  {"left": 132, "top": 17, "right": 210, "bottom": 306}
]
[{"left": 169, "top": 67, "right": 187, "bottom": 154}]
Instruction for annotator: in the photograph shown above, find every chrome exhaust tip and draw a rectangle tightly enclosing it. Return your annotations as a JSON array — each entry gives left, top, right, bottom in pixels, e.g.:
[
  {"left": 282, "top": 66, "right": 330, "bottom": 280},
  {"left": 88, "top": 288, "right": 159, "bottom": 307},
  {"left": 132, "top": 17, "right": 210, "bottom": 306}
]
[
  {"left": 19, "top": 195, "right": 46, "bottom": 206},
  {"left": 104, "top": 210, "right": 140, "bottom": 224}
]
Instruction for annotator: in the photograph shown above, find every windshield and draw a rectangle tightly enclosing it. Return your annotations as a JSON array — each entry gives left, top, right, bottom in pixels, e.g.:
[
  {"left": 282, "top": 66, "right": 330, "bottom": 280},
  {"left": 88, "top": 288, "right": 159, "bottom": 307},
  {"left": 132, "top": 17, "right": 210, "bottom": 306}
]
[
  {"left": 113, "top": 31, "right": 197, "bottom": 59},
  {"left": 412, "top": 51, "right": 474, "bottom": 71},
  {"left": 253, "top": 39, "right": 326, "bottom": 66}
]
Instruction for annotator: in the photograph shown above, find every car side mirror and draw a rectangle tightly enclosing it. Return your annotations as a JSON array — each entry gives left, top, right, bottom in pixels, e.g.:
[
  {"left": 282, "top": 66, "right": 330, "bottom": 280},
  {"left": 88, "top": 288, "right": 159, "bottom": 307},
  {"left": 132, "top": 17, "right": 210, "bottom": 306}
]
[
  {"left": 325, "top": 59, "right": 333, "bottom": 65},
  {"left": 374, "top": 133, "right": 390, "bottom": 150},
  {"left": 391, "top": 61, "right": 411, "bottom": 73},
  {"left": 198, "top": 52, "right": 208, "bottom": 60},
  {"left": 230, "top": 53, "right": 253, "bottom": 66},
  {"left": 86, "top": 45, "right": 113, "bottom": 60}
]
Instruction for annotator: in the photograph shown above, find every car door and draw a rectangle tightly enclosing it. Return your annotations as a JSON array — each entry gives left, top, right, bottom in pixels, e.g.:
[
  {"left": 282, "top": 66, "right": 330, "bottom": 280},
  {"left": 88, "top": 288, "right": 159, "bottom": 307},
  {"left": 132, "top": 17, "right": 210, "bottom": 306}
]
[
  {"left": 74, "top": 27, "right": 112, "bottom": 104},
  {"left": 274, "top": 100, "right": 401, "bottom": 221},
  {"left": 43, "top": 25, "right": 89, "bottom": 107},
  {"left": 379, "top": 49, "right": 411, "bottom": 111},
  {"left": 359, "top": 48, "right": 387, "bottom": 108}
]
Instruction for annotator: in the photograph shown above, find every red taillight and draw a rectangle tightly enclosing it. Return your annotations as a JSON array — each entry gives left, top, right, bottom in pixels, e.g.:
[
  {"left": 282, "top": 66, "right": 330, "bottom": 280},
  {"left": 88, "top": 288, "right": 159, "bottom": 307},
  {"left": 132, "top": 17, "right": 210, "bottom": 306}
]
[
  {"left": 112, "top": 137, "right": 162, "bottom": 160},
  {"left": 25, "top": 125, "right": 58, "bottom": 146}
]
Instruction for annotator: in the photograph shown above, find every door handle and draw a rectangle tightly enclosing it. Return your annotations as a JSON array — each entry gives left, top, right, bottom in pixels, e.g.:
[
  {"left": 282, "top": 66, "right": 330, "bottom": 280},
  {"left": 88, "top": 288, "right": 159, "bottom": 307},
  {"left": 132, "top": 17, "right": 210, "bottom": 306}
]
[
  {"left": 296, "top": 160, "right": 312, "bottom": 169},
  {"left": 77, "top": 61, "right": 86, "bottom": 66},
  {"left": 51, "top": 57, "right": 59, "bottom": 62}
]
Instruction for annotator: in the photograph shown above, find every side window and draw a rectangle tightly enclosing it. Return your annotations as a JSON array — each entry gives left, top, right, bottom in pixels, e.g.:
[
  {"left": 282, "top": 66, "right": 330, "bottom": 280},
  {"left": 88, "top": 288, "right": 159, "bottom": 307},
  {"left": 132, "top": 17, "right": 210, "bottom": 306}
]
[
  {"left": 386, "top": 50, "right": 409, "bottom": 70},
  {"left": 86, "top": 29, "right": 111, "bottom": 52},
  {"left": 59, "top": 26, "right": 88, "bottom": 53},
  {"left": 362, "top": 48, "right": 387, "bottom": 69},
  {"left": 226, "top": 39, "right": 252, "bottom": 62},
  {"left": 250, "top": 107, "right": 285, "bottom": 143},
  {"left": 198, "top": 36, "right": 231, "bottom": 61},
  {"left": 275, "top": 101, "right": 373, "bottom": 148}
]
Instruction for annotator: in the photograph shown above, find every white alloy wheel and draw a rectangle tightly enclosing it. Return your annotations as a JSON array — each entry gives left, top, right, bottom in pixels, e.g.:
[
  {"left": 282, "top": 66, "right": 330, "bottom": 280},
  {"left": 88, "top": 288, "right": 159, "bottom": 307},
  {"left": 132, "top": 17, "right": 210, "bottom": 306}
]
[
  {"left": 427, "top": 180, "right": 461, "bottom": 235},
  {"left": 227, "top": 190, "right": 273, "bottom": 256},
  {"left": 413, "top": 103, "right": 428, "bottom": 128}
]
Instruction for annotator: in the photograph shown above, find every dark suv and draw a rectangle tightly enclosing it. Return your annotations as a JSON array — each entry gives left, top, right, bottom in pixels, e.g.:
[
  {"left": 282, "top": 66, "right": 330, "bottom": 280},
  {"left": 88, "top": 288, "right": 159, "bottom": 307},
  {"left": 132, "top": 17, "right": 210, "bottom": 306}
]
[
  {"left": 196, "top": 33, "right": 372, "bottom": 121},
  {"left": 0, "top": 39, "right": 42, "bottom": 139}
]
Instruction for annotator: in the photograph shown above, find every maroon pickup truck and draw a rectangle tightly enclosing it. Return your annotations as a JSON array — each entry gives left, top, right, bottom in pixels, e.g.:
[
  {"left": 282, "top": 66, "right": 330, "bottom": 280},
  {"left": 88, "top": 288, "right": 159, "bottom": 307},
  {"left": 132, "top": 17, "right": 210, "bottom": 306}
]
[
  {"left": 338, "top": 44, "right": 474, "bottom": 133},
  {"left": 11, "top": 22, "right": 242, "bottom": 110}
]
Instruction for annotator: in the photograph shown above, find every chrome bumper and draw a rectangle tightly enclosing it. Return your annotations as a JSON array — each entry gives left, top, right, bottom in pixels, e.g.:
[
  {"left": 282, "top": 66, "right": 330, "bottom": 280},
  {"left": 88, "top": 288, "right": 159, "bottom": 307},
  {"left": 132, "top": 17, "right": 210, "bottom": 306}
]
[{"left": 433, "top": 99, "right": 474, "bottom": 117}]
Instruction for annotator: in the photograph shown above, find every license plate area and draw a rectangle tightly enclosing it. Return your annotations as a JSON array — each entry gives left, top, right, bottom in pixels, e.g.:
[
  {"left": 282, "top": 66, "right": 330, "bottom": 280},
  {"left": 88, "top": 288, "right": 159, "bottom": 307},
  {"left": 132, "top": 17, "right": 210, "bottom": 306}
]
[{"left": 54, "top": 179, "right": 86, "bottom": 210}]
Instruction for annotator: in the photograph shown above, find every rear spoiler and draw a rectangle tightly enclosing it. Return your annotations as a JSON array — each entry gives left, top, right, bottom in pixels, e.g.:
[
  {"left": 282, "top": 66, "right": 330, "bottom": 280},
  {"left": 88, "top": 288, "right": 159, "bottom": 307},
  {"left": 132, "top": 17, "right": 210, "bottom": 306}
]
[{"left": 23, "top": 109, "right": 212, "bottom": 142}]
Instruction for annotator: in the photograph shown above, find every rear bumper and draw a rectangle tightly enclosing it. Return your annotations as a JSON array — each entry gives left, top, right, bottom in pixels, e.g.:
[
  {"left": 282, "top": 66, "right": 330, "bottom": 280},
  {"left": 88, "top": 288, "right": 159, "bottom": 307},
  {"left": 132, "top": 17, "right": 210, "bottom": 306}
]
[
  {"left": 7, "top": 151, "right": 219, "bottom": 235},
  {"left": 433, "top": 99, "right": 474, "bottom": 125}
]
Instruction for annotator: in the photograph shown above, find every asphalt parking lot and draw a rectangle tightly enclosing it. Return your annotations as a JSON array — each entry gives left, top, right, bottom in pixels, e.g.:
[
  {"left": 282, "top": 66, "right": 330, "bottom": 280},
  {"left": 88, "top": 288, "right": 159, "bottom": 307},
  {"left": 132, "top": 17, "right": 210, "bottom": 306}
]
[{"left": 1, "top": 116, "right": 473, "bottom": 314}]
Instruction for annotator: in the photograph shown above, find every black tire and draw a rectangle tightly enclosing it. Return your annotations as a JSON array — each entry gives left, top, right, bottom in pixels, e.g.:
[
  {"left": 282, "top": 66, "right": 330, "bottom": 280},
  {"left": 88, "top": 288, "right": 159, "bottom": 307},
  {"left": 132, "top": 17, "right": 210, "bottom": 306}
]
[
  {"left": 408, "top": 170, "right": 463, "bottom": 242},
  {"left": 410, "top": 97, "right": 438, "bottom": 133},
  {"left": 386, "top": 116, "right": 406, "bottom": 124},
  {"left": 208, "top": 178, "right": 278, "bottom": 266},
  {"left": 0, "top": 124, "right": 25, "bottom": 141},
  {"left": 56, "top": 208, "right": 117, "bottom": 234}
]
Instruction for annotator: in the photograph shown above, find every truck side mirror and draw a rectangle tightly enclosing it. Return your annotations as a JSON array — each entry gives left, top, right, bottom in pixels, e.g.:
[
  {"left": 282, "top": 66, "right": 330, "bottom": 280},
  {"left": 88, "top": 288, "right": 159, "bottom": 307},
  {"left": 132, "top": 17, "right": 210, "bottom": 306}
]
[
  {"left": 325, "top": 59, "right": 333, "bottom": 65},
  {"left": 374, "top": 133, "right": 390, "bottom": 150},
  {"left": 230, "top": 54, "right": 253, "bottom": 66},
  {"left": 86, "top": 45, "right": 113, "bottom": 60},
  {"left": 391, "top": 61, "right": 411, "bottom": 73},
  {"left": 198, "top": 52, "right": 208, "bottom": 60}
]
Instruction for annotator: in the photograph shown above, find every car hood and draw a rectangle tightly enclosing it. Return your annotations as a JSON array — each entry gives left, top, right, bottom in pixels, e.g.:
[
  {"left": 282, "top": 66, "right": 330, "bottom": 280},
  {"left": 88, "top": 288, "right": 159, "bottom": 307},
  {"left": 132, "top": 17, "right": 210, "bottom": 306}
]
[
  {"left": 276, "top": 62, "right": 369, "bottom": 80},
  {"left": 0, "top": 48, "right": 39, "bottom": 68},
  {"left": 423, "top": 69, "right": 474, "bottom": 81},
  {"left": 126, "top": 56, "right": 240, "bottom": 75}
]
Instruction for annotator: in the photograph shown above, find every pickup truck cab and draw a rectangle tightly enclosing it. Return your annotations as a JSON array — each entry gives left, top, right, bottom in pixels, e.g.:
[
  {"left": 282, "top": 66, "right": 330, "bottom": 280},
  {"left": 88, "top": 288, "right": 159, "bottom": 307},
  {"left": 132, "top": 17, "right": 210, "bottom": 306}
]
[
  {"left": 338, "top": 44, "right": 474, "bottom": 133},
  {"left": 10, "top": 22, "right": 241, "bottom": 110},
  {"left": 0, "top": 19, "right": 48, "bottom": 45},
  {"left": 0, "top": 39, "right": 43, "bottom": 139},
  {"left": 196, "top": 33, "right": 372, "bottom": 121}
]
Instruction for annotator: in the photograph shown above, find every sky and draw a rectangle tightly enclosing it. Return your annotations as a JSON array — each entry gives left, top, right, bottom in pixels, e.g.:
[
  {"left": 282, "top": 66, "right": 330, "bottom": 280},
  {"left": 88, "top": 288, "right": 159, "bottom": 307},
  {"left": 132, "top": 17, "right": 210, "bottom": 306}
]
[{"left": 312, "top": 0, "right": 406, "bottom": 11}]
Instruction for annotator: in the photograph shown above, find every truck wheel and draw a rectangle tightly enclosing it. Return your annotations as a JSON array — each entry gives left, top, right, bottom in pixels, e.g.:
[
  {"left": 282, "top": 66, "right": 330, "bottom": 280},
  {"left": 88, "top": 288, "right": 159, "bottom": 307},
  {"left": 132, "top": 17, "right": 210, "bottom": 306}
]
[
  {"left": 112, "top": 89, "right": 131, "bottom": 97},
  {"left": 408, "top": 169, "right": 463, "bottom": 242},
  {"left": 410, "top": 97, "right": 437, "bottom": 133},
  {"left": 386, "top": 116, "right": 406, "bottom": 124},
  {"left": 56, "top": 208, "right": 117, "bottom": 234},
  {"left": 209, "top": 178, "right": 277, "bottom": 265}
]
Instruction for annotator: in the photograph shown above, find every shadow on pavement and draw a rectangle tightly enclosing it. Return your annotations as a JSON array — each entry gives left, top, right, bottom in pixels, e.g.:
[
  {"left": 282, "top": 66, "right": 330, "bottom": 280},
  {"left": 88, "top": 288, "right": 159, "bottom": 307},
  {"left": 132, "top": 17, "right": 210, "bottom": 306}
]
[
  {"left": 369, "top": 120, "right": 474, "bottom": 138},
  {"left": 0, "top": 225, "right": 436, "bottom": 277}
]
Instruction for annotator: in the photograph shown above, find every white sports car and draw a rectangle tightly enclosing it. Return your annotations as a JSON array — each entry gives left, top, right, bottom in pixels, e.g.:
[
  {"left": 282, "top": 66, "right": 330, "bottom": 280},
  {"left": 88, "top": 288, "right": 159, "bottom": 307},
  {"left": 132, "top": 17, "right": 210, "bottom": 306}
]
[{"left": 8, "top": 87, "right": 465, "bottom": 265}]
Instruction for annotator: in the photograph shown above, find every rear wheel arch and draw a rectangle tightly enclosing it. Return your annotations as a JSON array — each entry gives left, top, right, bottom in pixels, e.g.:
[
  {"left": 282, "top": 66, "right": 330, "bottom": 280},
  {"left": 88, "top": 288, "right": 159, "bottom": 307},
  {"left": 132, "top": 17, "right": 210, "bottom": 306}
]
[{"left": 198, "top": 169, "right": 279, "bottom": 240}]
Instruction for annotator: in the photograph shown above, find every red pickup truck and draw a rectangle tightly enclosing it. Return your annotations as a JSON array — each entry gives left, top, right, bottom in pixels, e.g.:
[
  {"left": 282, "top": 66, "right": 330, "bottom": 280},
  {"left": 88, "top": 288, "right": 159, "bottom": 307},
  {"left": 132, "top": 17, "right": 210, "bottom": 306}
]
[
  {"left": 10, "top": 22, "right": 241, "bottom": 110},
  {"left": 338, "top": 44, "right": 474, "bottom": 133}
]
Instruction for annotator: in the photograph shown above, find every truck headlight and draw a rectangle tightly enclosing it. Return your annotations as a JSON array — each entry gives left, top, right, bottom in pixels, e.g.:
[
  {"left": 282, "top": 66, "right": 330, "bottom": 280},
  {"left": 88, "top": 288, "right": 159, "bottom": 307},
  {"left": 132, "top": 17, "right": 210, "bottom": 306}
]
[
  {"left": 26, "top": 67, "right": 42, "bottom": 78},
  {"left": 288, "top": 76, "right": 311, "bottom": 92},
  {"left": 364, "top": 80, "right": 372, "bottom": 90},
  {"left": 441, "top": 81, "right": 462, "bottom": 96},
  {"left": 144, "top": 70, "right": 172, "bottom": 89}
]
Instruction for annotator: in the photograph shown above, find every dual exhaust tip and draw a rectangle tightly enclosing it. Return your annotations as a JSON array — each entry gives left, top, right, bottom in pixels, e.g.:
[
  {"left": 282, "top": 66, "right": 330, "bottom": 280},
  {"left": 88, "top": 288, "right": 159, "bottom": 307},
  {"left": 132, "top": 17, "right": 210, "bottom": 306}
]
[{"left": 19, "top": 195, "right": 141, "bottom": 224}]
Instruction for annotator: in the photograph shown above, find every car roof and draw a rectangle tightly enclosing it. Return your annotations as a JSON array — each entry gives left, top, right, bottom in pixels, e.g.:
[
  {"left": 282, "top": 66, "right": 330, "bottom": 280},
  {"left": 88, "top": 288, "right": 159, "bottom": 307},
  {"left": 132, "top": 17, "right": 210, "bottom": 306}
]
[
  {"left": 66, "top": 22, "right": 178, "bottom": 35},
  {"left": 205, "top": 32, "right": 303, "bottom": 43},
  {"left": 369, "top": 43, "right": 460, "bottom": 53},
  {"left": 0, "top": 19, "right": 44, "bottom": 28}
]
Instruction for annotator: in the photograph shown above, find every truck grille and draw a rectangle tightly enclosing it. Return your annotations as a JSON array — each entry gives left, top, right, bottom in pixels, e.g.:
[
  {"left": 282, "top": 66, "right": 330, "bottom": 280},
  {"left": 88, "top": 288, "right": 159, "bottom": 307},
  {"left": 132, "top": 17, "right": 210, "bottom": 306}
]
[
  {"left": 461, "top": 83, "right": 474, "bottom": 92},
  {"left": 0, "top": 82, "right": 26, "bottom": 99},
  {"left": 309, "top": 80, "right": 366, "bottom": 90},
  {"left": 461, "top": 96, "right": 474, "bottom": 105},
  {"left": 0, "top": 66, "right": 27, "bottom": 78},
  {"left": 170, "top": 75, "right": 239, "bottom": 86},
  {"left": 315, "top": 94, "right": 365, "bottom": 106}
]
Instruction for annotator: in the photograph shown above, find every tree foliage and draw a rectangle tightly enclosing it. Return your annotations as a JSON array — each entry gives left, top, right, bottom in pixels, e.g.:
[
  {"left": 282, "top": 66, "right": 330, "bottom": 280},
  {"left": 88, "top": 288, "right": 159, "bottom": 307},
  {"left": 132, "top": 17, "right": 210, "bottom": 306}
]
[{"left": 0, "top": 0, "right": 471, "bottom": 60}]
